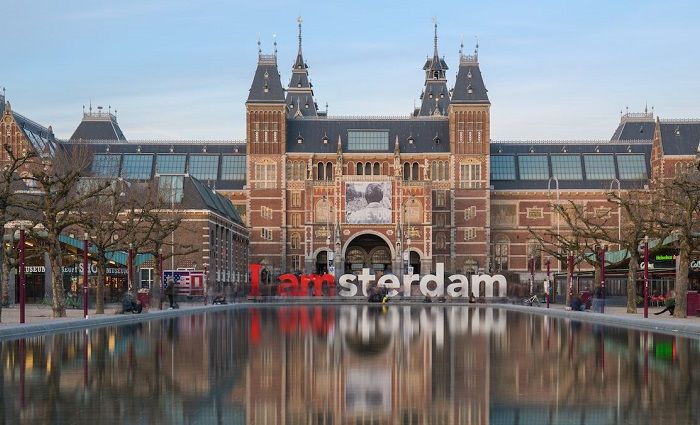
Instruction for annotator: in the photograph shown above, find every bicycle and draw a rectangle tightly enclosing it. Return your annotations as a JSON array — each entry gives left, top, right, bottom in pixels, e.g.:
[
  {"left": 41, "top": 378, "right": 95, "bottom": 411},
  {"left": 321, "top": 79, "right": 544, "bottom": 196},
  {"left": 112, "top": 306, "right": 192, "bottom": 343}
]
[{"left": 523, "top": 294, "right": 541, "bottom": 307}]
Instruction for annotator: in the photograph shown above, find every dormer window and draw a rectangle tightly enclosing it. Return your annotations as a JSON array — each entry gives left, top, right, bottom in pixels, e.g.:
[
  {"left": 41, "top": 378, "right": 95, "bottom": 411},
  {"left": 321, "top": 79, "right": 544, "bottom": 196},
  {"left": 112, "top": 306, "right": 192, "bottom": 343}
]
[
  {"left": 467, "top": 84, "right": 473, "bottom": 94},
  {"left": 440, "top": 93, "right": 444, "bottom": 99},
  {"left": 263, "top": 84, "right": 269, "bottom": 93},
  {"left": 675, "top": 126, "right": 681, "bottom": 135},
  {"left": 408, "top": 136, "right": 414, "bottom": 144},
  {"left": 322, "top": 136, "right": 329, "bottom": 144},
  {"left": 290, "top": 103, "right": 294, "bottom": 109},
  {"left": 467, "top": 70, "right": 472, "bottom": 78},
  {"left": 304, "top": 103, "right": 309, "bottom": 109},
  {"left": 297, "top": 82, "right": 302, "bottom": 88},
  {"left": 297, "top": 135, "right": 304, "bottom": 144},
  {"left": 433, "top": 135, "right": 441, "bottom": 144},
  {"left": 429, "top": 93, "right": 433, "bottom": 99}
]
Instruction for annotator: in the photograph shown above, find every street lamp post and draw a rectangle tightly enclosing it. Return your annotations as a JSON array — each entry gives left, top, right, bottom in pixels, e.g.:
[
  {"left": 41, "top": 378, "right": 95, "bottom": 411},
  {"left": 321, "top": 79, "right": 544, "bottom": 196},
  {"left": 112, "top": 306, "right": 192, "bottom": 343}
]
[
  {"left": 546, "top": 257, "right": 551, "bottom": 308},
  {"left": 83, "top": 233, "right": 89, "bottom": 319},
  {"left": 159, "top": 248, "right": 164, "bottom": 309},
  {"left": 610, "top": 179, "right": 621, "bottom": 249},
  {"left": 567, "top": 252, "right": 574, "bottom": 306},
  {"left": 643, "top": 236, "right": 649, "bottom": 318},
  {"left": 402, "top": 196, "right": 415, "bottom": 275},
  {"left": 128, "top": 242, "right": 134, "bottom": 293},
  {"left": 18, "top": 226, "right": 26, "bottom": 324},
  {"left": 548, "top": 177, "right": 560, "bottom": 269},
  {"left": 600, "top": 245, "right": 607, "bottom": 313}
]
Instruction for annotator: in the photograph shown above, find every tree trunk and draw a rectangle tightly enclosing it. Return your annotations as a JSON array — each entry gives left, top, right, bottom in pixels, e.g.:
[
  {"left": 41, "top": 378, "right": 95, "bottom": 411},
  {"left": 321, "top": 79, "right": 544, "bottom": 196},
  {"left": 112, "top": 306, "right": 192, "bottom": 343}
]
[
  {"left": 96, "top": 249, "right": 106, "bottom": 314},
  {"left": 592, "top": 263, "right": 601, "bottom": 293},
  {"left": 675, "top": 241, "right": 690, "bottom": 318},
  {"left": 627, "top": 251, "right": 639, "bottom": 313},
  {"left": 47, "top": 237, "right": 66, "bottom": 317},
  {"left": 153, "top": 245, "right": 163, "bottom": 310}
]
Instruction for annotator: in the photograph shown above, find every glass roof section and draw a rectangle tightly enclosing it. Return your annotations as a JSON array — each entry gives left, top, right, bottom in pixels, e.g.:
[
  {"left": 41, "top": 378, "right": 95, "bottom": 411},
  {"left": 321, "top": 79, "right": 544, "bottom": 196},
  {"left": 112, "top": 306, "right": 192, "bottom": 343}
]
[
  {"left": 92, "top": 154, "right": 121, "bottom": 177},
  {"left": 584, "top": 155, "right": 615, "bottom": 180},
  {"left": 616, "top": 154, "right": 647, "bottom": 180},
  {"left": 188, "top": 155, "right": 219, "bottom": 180},
  {"left": 221, "top": 155, "right": 246, "bottom": 180},
  {"left": 156, "top": 154, "right": 187, "bottom": 174},
  {"left": 518, "top": 155, "right": 549, "bottom": 180},
  {"left": 490, "top": 156, "right": 516, "bottom": 180},
  {"left": 121, "top": 154, "right": 154, "bottom": 180},
  {"left": 551, "top": 155, "right": 583, "bottom": 180}
]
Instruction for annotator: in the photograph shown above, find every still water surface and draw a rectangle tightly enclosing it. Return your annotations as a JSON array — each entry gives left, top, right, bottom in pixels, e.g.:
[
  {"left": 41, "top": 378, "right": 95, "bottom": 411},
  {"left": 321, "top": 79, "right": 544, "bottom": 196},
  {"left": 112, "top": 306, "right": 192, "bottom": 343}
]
[{"left": 1, "top": 306, "right": 699, "bottom": 424}]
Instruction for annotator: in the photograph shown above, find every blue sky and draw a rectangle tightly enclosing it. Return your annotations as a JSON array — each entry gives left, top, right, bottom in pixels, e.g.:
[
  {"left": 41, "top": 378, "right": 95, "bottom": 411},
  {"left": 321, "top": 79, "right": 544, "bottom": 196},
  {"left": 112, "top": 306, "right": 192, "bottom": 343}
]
[{"left": 2, "top": 0, "right": 699, "bottom": 141}]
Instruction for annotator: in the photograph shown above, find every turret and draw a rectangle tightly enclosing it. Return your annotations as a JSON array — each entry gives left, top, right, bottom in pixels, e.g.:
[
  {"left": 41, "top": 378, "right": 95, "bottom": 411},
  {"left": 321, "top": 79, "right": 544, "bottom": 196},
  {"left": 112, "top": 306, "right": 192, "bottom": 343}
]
[
  {"left": 285, "top": 17, "right": 318, "bottom": 118},
  {"left": 415, "top": 22, "right": 450, "bottom": 116}
]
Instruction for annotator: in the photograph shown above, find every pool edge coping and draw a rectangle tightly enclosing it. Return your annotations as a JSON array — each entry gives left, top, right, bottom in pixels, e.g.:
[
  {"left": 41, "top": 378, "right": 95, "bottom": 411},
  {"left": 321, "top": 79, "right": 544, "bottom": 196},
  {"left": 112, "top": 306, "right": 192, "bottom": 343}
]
[{"left": 1, "top": 300, "right": 699, "bottom": 341}]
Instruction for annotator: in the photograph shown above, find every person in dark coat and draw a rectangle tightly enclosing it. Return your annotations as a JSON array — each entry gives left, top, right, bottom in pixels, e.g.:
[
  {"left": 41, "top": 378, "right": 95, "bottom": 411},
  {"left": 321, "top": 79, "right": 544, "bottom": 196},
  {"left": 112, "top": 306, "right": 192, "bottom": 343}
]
[{"left": 165, "top": 277, "right": 176, "bottom": 309}]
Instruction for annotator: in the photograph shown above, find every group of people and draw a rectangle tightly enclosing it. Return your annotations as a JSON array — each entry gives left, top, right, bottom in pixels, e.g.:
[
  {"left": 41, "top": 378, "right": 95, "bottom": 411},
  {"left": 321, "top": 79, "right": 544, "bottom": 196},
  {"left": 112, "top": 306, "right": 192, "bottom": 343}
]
[{"left": 568, "top": 286, "right": 677, "bottom": 316}]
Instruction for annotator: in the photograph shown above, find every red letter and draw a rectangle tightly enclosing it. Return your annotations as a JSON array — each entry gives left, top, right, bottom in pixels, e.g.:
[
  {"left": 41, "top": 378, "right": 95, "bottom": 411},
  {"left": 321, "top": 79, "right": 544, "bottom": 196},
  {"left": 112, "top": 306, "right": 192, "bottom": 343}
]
[
  {"left": 313, "top": 274, "right": 335, "bottom": 296},
  {"left": 278, "top": 274, "right": 298, "bottom": 296},
  {"left": 249, "top": 263, "right": 261, "bottom": 296}
]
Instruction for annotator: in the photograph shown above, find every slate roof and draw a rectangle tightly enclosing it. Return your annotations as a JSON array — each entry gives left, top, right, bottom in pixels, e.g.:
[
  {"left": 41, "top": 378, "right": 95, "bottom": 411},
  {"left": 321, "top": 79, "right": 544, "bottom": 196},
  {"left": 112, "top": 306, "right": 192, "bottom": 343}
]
[
  {"left": 610, "top": 117, "right": 655, "bottom": 141},
  {"left": 69, "top": 112, "right": 126, "bottom": 141},
  {"left": 659, "top": 121, "right": 700, "bottom": 155},
  {"left": 489, "top": 141, "right": 652, "bottom": 190},
  {"left": 285, "top": 24, "right": 319, "bottom": 118},
  {"left": 185, "top": 176, "right": 245, "bottom": 226},
  {"left": 451, "top": 57, "right": 490, "bottom": 104},
  {"left": 246, "top": 54, "right": 285, "bottom": 104},
  {"left": 286, "top": 117, "right": 450, "bottom": 154},
  {"left": 417, "top": 81, "right": 450, "bottom": 116}
]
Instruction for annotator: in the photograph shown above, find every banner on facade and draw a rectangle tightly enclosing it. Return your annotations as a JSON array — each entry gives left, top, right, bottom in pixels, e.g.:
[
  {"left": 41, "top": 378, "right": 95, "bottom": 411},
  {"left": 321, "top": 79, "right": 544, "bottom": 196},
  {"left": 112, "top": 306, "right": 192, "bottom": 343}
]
[{"left": 345, "top": 181, "right": 392, "bottom": 224}]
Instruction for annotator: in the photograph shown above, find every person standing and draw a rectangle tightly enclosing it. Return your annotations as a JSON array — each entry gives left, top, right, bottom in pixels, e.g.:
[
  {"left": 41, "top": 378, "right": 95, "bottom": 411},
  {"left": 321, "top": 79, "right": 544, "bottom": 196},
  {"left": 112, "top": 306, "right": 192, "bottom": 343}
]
[{"left": 165, "top": 277, "right": 176, "bottom": 309}]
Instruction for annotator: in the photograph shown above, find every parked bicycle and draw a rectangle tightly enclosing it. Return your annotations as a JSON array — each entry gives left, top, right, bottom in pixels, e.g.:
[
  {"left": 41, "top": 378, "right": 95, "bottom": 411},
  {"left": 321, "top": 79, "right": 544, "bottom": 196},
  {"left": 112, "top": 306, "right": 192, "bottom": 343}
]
[{"left": 523, "top": 294, "right": 541, "bottom": 307}]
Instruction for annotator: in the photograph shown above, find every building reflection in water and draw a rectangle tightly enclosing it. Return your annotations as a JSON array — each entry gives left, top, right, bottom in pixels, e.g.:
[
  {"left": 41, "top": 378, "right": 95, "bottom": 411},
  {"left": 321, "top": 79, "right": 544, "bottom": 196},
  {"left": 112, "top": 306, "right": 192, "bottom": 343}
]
[{"left": 0, "top": 306, "right": 698, "bottom": 424}]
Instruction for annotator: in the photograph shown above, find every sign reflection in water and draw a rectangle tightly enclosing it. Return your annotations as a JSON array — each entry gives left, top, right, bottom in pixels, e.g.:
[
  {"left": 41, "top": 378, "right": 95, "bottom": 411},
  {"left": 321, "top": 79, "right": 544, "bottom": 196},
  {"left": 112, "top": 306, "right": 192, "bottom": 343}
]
[{"left": 0, "top": 307, "right": 698, "bottom": 424}]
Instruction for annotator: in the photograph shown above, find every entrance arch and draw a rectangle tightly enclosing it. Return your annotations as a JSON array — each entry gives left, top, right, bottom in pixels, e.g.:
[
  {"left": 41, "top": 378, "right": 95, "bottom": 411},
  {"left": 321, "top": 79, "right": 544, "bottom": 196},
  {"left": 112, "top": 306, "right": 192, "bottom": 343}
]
[{"left": 343, "top": 232, "right": 394, "bottom": 274}]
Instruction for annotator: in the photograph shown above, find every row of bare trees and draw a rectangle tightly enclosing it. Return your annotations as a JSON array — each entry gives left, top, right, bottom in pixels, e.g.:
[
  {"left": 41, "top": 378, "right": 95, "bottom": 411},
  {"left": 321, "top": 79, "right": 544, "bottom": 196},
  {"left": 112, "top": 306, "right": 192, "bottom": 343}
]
[
  {"left": 531, "top": 165, "right": 700, "bottom": 318},
  {"left": 0, "top": 144, "right": 186, "bottom": 319}
]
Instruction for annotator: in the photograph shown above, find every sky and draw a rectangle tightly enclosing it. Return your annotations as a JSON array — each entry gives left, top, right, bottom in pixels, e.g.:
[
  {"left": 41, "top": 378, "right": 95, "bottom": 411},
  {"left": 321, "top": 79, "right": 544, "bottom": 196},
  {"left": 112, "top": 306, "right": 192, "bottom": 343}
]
[{"left": 2, "top": 0, "right": 700, "bottom": 141}]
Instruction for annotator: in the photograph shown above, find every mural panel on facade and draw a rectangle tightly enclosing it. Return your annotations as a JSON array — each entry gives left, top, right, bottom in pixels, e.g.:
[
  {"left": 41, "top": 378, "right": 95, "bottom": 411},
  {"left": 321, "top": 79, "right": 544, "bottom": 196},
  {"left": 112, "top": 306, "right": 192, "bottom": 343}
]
[{"left": 345, "top": 181, "right": 392, "bottom": 224}]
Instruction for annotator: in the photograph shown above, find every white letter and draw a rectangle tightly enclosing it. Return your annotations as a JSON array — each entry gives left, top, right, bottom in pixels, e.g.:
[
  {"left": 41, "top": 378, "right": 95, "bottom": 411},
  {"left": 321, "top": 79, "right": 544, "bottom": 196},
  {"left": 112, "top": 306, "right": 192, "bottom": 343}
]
[
  {"left": 446, "top": 274, "right": 469, "bottom": 297},
  {"left": 492, "top": 274, "right": 507, "bottom": 297},
  {"left": 471, "top": 274, "right": 498, "bottom": 298},
  {"left": 338, "top": 274, "right": 358, "bottom": 297},
  {"left": 378, "top": 274, "right": 400, "bottom": 296},
  {"left": 420, "top": 263, "right": 444, "bottom": 297},
  {"left": 403, "top": 273, "right": 420, "bottom": 297},
  {"left": 357, "top": 268, "right": 375, "bottom": 296}
]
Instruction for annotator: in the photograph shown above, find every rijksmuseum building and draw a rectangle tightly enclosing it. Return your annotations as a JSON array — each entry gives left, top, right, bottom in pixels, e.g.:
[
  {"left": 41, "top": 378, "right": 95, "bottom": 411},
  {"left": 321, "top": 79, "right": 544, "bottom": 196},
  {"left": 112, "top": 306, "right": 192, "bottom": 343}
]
[{"left": 2, "top": 23, "right": 699, "bottom": 289}]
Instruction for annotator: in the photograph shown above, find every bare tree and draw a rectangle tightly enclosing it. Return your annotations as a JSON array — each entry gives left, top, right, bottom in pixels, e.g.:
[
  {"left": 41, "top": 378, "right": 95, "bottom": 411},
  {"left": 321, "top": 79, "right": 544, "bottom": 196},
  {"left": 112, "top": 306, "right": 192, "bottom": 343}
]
[
  {"left": 0, "top": 144, "right": 37, "bottom": 321},
  {"left": 25, "top": 145, "right": 109, "bottom": 317},
  {"left": 75, "top": 178, "right": 138, "bottom": 314},
  {"left": 652, "top": 168, "right": 700, "bottom": 318}
]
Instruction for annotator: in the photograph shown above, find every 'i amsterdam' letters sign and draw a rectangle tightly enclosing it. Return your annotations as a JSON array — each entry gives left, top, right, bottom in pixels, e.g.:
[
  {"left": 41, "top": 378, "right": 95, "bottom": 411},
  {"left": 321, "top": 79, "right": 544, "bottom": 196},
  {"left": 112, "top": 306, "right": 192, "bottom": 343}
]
[{"left": 249, "top": 263, "right": 507, "bottom": 298}]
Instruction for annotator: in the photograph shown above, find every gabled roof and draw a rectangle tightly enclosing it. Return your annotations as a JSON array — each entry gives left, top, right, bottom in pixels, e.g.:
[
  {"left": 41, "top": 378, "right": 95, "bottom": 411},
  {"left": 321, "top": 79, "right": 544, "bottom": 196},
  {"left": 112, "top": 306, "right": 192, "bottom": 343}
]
[
  {"left": 659, "top": 120, "right": 700, "bottom": 156},
  {"left": 70, "top": 110, "right": 126, "bottom": 141},
  {"left": 246, "top": 53, "right": 285, "bottom": 104},
  {"left": 451, "top": 54, "right": 489, "bottom": 105},
  {"left": 1, "top": 100, "right": 58, "bottom": 156},
  {"left": 286, "top": 117, "right": 450, "bottom": 153}
]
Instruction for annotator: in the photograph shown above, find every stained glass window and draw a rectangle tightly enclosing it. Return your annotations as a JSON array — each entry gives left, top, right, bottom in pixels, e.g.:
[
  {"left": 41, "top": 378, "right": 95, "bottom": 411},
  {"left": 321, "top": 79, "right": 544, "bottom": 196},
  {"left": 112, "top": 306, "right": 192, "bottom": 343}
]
[
  {"left": 584, "top": 155, "right": 615, "bottom": 180},
  {"left": 92, "top": 154, "right": 121, "bottom": 177},
  {"left": 221, "top": 155, "right": 246, "bottom": 180},
  {"left": 616, "top": 154, "right": 647, "bottom": 180},
  {"left": 490, "top": 156, "right": 516, "bottom": 180},
  {"left": 121, "top": 154, "right": 153, "bottom": 180},
  {"left": 188, "top": 155, "right": 219, "bottom": 180},
  {"left": 156, "top": 154, "right": 186, "bottom": 174},
  {"left": 518, "top": 155, "right": 549, "bottom": 180},
  {"left": 551, "top": 155, "right": 582, "bottom": 180},
  {"left": 347, "top": 130, "right": 389, "bottom": 151}
]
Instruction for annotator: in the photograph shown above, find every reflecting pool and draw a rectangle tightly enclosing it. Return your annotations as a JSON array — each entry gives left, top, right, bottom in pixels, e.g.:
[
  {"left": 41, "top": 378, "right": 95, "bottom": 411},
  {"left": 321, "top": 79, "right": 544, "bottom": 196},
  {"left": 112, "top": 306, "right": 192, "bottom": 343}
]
[{"left": 1, "top": 306, "right": 699, "bottom": 424}]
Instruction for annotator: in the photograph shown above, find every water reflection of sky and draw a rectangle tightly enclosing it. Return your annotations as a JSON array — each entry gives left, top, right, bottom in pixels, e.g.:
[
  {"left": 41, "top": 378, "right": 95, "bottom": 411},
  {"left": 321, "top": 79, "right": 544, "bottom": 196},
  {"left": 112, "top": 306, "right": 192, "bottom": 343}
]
[{"left": 1, "top": 306, "right": 698, "bottom": 424}]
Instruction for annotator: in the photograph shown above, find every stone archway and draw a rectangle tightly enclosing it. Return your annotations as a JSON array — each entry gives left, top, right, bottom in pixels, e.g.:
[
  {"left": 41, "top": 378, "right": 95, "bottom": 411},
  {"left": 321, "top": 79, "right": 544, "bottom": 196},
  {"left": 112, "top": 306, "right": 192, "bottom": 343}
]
[{"left": 343, "top": 232, "right": 394, "bottom": 275}]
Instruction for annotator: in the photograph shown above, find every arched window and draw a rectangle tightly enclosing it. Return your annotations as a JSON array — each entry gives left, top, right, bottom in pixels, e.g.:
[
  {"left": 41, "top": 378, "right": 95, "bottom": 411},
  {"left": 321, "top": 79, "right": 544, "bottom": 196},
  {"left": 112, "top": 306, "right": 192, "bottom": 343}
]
[
  {"left": 317, "top": 162, "right": 324, "bottom": 180},
  {"left": 411, "top": 162, "right": 419, "bottom": 181},
  {"left": 364, "top": 162, "right": 371, "bottom": 175},
  {"left": 356, "top": 162, "right": 363, "bottom": 175},
  {"left": 494, "top": 238, "right": 509, "bottom": 271},
  {"left": 326, "top": 162, "right": 333, "bottom": 180},
  {"left": 436, "top": 233, "right": 446, "bottom": 250},
  {"left": 290, "top": 233, "right": 301, "bottom": 249},
  {"left": 403, "top": 162, "right": 411, "bottom": 180},
  {"left": 373, "top": 162, "right": 380, "bottom": 175}
]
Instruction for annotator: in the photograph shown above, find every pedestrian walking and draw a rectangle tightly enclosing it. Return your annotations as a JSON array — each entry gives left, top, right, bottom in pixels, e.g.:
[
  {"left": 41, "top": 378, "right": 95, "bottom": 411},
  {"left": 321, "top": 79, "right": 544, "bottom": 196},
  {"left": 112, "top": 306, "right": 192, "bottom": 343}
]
[{"left": 165, "top": 277, "right": 177, "bottom": 309}]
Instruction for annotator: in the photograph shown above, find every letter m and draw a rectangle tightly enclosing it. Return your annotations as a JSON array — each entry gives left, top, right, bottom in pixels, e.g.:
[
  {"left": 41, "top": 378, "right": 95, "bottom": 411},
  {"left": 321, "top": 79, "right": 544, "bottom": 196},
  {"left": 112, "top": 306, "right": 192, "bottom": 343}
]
[{"left": 471, "top": 274, "right": 507, "bottom": 298}]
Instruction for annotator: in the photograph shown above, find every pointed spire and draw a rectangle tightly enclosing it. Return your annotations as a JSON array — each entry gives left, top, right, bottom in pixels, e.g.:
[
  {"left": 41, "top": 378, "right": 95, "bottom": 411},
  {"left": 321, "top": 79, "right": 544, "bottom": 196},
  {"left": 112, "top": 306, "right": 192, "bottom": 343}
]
[
  {"left": 337, "top": 135, "right": 342, "bottom": 154},
  {"left": 297, "top": 16, "right": 303, "bottom": 55},
  {"left": 432, "top": 17, "right": 439, "bottom": 58},
  {"left": 394, "top": 135, "right": 400, "bottom": 155},
  {"left": 273, "top": 33, "right": 277, "bottom": 56},
  {"left": 257, "top": 36, "right": 261, "bottom": 54}
]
